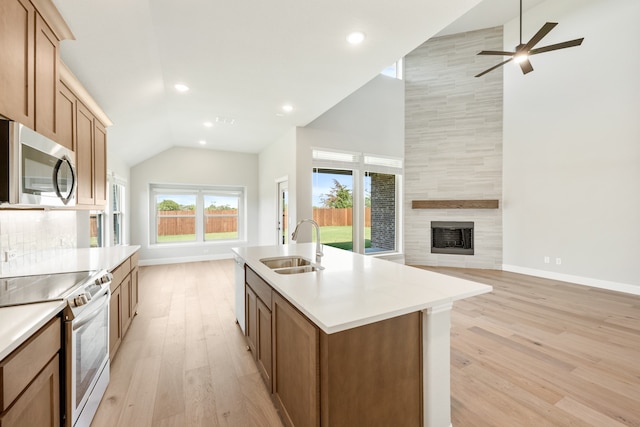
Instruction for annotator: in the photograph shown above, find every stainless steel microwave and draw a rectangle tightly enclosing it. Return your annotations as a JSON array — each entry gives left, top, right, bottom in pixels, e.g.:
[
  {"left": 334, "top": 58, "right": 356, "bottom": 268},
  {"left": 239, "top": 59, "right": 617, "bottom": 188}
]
[{"left": 0, "top": 120, "right": 77, "bottom": 207}]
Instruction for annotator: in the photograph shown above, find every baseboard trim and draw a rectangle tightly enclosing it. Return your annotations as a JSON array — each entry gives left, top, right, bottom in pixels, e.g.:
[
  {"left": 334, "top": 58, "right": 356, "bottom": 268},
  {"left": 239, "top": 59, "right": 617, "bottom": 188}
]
[
  {"left": 139, "top": 253, "right": 233, "bottom": 267},
  {"left": 502, "top": 264, "right": 640, "bottom": 296}
]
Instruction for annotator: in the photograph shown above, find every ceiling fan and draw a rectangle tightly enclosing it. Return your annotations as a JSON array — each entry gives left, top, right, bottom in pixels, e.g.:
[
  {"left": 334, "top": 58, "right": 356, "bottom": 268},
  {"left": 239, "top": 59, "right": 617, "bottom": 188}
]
[{"left": 475, "top": 0, "right": 584, "bottom": 77}]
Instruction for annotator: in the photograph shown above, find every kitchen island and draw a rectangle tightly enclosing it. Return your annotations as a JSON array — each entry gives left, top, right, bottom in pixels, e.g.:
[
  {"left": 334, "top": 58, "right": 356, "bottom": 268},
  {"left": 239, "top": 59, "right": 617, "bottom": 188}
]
[{"left": 232, "top": 243, "right": 492, "bottom": 427}]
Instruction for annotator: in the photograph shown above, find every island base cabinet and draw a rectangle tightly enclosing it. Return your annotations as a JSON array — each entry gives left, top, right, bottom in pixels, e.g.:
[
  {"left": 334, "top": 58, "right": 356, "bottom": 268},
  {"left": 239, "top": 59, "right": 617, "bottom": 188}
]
[
  {"left": 272, "top": 292, "right": 319, "bottom": 427},
  {"left": 319, "top": 312, "right": 422, "bottom": 427},
  {"left": 256, "top": 298, "right": 272, "bottom": 389}
]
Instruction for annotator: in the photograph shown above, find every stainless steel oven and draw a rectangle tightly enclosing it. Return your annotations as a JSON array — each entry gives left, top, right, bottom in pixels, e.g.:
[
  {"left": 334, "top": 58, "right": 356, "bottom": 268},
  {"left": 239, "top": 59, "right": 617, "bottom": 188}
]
[
  {"left": 0, "top": 269, "right": 112, "bottom": 426},
  {"left": 63, "top": 271, "right": 112, "bottom": 427}
]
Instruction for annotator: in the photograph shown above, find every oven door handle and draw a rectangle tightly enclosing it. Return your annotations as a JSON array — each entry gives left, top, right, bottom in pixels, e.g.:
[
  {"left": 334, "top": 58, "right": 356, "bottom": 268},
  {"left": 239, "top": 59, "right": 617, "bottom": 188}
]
[{"left": 73, "top": 290, "right": 110, "bottom": 331}]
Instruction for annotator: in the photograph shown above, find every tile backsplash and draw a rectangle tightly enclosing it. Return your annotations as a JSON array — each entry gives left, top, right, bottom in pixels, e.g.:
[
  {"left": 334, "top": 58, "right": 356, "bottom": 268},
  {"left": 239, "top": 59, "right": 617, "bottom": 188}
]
[{"left": 0, "top": 210, "right": 78, "bottom": 276}]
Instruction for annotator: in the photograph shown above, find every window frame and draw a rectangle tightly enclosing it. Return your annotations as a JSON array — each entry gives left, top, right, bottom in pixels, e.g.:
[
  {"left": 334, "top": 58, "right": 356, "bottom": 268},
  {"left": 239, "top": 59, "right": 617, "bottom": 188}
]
[
  {"left": 110, "top": 176, "right": 126, "bottom": 246},
  {"left": 150, "top": 184, "right": 245, "bottom": 246},
  {"left": 312, "top": 149, "right": 403, "bottom": 255}
]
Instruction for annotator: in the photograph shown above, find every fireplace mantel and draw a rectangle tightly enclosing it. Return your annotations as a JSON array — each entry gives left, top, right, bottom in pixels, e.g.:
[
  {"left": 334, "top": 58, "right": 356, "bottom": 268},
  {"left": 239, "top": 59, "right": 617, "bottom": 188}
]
[{"left": 412, "top": 200, "right": 499, "bottom": 209}]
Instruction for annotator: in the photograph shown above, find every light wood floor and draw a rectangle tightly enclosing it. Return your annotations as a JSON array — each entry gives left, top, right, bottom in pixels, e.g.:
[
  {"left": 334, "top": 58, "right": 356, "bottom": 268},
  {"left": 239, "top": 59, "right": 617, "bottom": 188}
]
[{"left": 91, "top": 260, "right": 640, "bottom": 427}]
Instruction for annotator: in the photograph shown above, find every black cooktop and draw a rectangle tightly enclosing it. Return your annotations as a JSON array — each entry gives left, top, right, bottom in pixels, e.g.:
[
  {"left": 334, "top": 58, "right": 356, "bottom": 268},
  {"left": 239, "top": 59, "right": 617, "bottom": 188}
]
[{"left": 0, "top": 271, "right": 93, "bottom": 308}]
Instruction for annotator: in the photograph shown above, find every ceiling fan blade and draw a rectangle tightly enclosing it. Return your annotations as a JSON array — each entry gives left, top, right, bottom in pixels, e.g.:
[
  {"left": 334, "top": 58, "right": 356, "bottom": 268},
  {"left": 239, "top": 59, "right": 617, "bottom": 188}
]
[
  {"left": 522, "top": 22, "right": 558, "bottom": 51},
  {"left": 475, "top": 58, "right": 514, "bottom": 78},
  {"left": 529, "top": 38, "right": 584, "bottom": 55},
  {"left": 477, "top": 50, "right": 516, "bottom": 56},
  {"left": 518, "top": 58, "right": 534, "bottom": 74}
]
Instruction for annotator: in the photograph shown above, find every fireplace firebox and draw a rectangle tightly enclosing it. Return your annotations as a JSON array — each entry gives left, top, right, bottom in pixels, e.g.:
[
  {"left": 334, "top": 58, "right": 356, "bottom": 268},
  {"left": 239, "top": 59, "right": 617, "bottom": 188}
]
[{"left": 431, "top": 221, "right": 474, "bottom": 255}]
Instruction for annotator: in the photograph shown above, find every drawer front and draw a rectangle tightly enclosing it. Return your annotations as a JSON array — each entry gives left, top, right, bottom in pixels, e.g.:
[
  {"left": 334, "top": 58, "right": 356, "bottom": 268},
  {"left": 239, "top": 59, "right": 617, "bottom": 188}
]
[
  {"left": 130, "top": 251, "right": 139, "bottom": 269},
  {"left": 245, "top": 266, "right": 272, "bottom": 308},
  {"left": 0, "top": 316, "right": 61, "bottom": 411},
  {"left": 110, "top": 258, "right": 131, "bottom": 292}
]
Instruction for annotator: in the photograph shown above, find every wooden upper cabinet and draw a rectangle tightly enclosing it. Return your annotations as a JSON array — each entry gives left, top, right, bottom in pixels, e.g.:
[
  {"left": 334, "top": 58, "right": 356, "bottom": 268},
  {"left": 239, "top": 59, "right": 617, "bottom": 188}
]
[
  {"left": 34, "top": 12, "right": 59, "bottom": 140},
  {"left": 76, "top": 102, "right": 95, "bottom": 205},
  {"left": 55, "top": 81, "right": 76, "bottom": 151},
  {"left": 93, "top": 119, "right": 107, "bottom": 206},
  {"left": 75, "top": 101, "right": 108, "bottom": 208},
  {"left": 0, "top": 0, "right": 61, "bottom": 137},
  {"left": 0, "top": 0, "right": 35, "bottom": 127}
]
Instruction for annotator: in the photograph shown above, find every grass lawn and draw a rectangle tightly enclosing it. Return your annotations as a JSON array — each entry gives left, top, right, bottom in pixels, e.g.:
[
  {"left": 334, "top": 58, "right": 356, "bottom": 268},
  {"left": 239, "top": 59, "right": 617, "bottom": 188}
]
[
  {"left": 319, "top": 226, "right": 370, "bottom": 251},
  {"left": 157, "top": 232, "right": 238, "bottom": 243},
  {"left": 155, "top": 227, "right": 368, "bottom": 250}
]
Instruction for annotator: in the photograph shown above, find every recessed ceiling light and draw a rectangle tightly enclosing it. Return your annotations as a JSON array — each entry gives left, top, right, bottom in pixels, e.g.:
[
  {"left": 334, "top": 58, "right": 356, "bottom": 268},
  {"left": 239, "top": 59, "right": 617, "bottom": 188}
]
[
  {"left": 203, "top": 121, "right": 213, "bottom": 127},
  {"left": 174, "top": 83, "right": 189, "bottom": 93},
  {"left": 346, "top": 31, "right": 365, "bottom": 45},
  {"left": 199, "top": 140, "right": 206, "bottom": 145},
  {"left": 282, "top": 104, "right": 294, "bottom": 113}
]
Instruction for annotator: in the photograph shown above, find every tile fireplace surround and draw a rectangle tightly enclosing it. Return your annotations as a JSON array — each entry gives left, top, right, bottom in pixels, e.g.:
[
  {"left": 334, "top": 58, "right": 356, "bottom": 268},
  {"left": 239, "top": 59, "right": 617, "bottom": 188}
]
[{"left": 403, "top": 27, "right": 503, "bottom": 269}]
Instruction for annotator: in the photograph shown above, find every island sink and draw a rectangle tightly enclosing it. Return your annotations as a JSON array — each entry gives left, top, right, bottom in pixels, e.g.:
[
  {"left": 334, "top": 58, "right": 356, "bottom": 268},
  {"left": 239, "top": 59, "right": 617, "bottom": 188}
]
[
  {"left": 260, "top": 256, "right": 324, "bottom": 274},
  {"left": 260, "top": 256, "right": 311, "bottom": 269}
]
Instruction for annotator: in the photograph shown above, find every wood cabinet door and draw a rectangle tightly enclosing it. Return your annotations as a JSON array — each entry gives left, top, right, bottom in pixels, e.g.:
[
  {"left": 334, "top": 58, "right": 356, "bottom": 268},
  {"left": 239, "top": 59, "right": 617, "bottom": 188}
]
[
  {"left": 0, "top": 354, "right": 60, "bottom": 427},
  {"left": 93, "top": 120, "right": 107, "bottom": 207},
  {"left": 34, "top": 13, "right": 59, "bottom": 140},
  {"left": 256, "top": 297, "right": 272, "bottom": 390},
  {"left": 75, "top": 102, "right": 94, "bottom": 205},
  {"left": 0, "top": 0, "right": 35, "bottom": 127},
  {"left": 55, "top": 82, "right": 76, "bottom": 151},
  {"left": 131, "top": 266, "right": 139, "bottom": 315},
  {"left": 272, "top": 292, "right": 319, "bottom": 427},
  {"left": 245, "top": 285, "right": 257, "bottom": 355},
  {"left": 109, "top": 285, "right": 122, "bottom": 360},
  {"left": 121, "top": 275, "right": 132, "bottom": 335}
]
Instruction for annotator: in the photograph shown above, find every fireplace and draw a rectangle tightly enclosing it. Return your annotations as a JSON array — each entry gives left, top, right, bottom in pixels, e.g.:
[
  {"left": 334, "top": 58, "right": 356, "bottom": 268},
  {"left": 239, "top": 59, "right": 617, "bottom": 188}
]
[{"left": 431, "top": 221, "right": 474, "bottom": 255}]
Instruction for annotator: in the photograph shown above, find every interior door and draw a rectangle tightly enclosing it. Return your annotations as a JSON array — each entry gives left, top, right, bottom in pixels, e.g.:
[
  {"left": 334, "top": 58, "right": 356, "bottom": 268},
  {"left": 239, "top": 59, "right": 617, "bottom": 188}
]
[{"left": 277, "top": 180, "right": 288, "bottom": 245}]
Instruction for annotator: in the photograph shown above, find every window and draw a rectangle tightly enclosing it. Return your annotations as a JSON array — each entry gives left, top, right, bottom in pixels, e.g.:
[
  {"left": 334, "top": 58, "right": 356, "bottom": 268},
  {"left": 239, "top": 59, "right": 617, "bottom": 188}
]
[
  {"left": 150, "top": 184, "right": 244, "bottom": 244},
  {"left": 312, "top": 168, "right": 355, "bottom": 251},
  {"left": 156, "top": 192, "right": 197, "bottom": 243},
  {"left": 111, "top": 181, "right": 125, "bottom": 245},
  {"left": 204, "top": 194, "right": 239, "bottom": 241},
  {"left": 89, "top": 212, "right": 104, "bottom": 248},
  {"left": 312, "top": 149, "right": 402, "bottom": 255},
  {"left": 381, "top": 58, "right": 403, "bottom": 80}
]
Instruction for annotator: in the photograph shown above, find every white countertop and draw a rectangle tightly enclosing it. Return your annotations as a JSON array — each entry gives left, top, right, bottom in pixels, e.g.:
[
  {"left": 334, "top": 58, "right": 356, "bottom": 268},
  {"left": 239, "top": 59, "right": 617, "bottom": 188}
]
[
  {"left": 232, "top": 244, "right": 492, "bottom": 334},
  {"left": 0, "top": 245, "right": 140, "bottom": 278},
  {"left": 0, "top": 300, "right": 66, "bottom": 361},
  {"left": 0, "top": 246, "right": 140, "bottom": 362}
]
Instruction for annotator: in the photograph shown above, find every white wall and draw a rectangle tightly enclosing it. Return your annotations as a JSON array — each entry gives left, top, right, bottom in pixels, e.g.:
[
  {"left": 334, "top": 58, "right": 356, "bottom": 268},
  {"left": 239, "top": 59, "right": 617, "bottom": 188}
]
[
  {"left": 303, "top": 75, "right": 405, "bottom": 158},
  {"left": 130, "top": 147, "right": 259, "bottom": 264},
  {"left": 257, "top": 129, "right": 297, "bottom": 245},
  {"left": 503, "top": 0, "right": 640, "bottom": 292}
]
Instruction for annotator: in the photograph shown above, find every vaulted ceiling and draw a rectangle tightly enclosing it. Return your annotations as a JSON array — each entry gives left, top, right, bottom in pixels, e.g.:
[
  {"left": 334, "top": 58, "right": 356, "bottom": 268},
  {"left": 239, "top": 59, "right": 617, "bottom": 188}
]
[{"left": 52, "top": 0, "right": 545, "bottom": 166}]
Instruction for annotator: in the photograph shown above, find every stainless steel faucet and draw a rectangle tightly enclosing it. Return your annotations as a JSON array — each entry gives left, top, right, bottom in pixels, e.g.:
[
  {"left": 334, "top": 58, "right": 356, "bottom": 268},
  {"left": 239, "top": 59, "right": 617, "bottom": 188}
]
[{"left": 291, "top": 219, "right": 323, "bottom": 263}]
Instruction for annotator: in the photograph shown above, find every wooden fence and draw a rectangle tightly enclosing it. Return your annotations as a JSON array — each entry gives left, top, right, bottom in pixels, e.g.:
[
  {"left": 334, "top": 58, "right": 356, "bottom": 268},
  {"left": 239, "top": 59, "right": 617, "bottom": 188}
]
[
  {"left": 155, "top": 208, "right": 369, "bottom": 236},
  {"left": 157, "top": 210, "right": 237, "bottom": 236},
  {"left": 313, "top": 208, "right": 371, "bottom": 227}
]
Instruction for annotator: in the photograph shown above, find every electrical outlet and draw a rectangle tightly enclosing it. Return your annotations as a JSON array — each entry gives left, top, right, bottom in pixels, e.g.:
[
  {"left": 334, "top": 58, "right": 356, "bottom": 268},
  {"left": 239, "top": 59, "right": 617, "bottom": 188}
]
[
  {"left": 544, "top": 256, "right": 550, "bottom": 264},
  {"left": 3, "top": 250, "right": 17, "bottom": 262},
  {"left": 555, "top": 258, "right": 562, "bottom": 265}
]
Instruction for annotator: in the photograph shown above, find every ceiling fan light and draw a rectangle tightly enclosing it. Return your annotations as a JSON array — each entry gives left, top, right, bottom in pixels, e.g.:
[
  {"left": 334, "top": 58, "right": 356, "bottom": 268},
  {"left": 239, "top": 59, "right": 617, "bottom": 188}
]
[{"left": 514, "top": 53, "right": 529, "bottom": 64}]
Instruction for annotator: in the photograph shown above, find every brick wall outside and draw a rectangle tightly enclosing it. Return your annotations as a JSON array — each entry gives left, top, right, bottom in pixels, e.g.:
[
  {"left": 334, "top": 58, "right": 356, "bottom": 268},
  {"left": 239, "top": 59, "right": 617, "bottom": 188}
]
[{"left": 371, "top": 173, "right": 395, "bottom": 251}]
